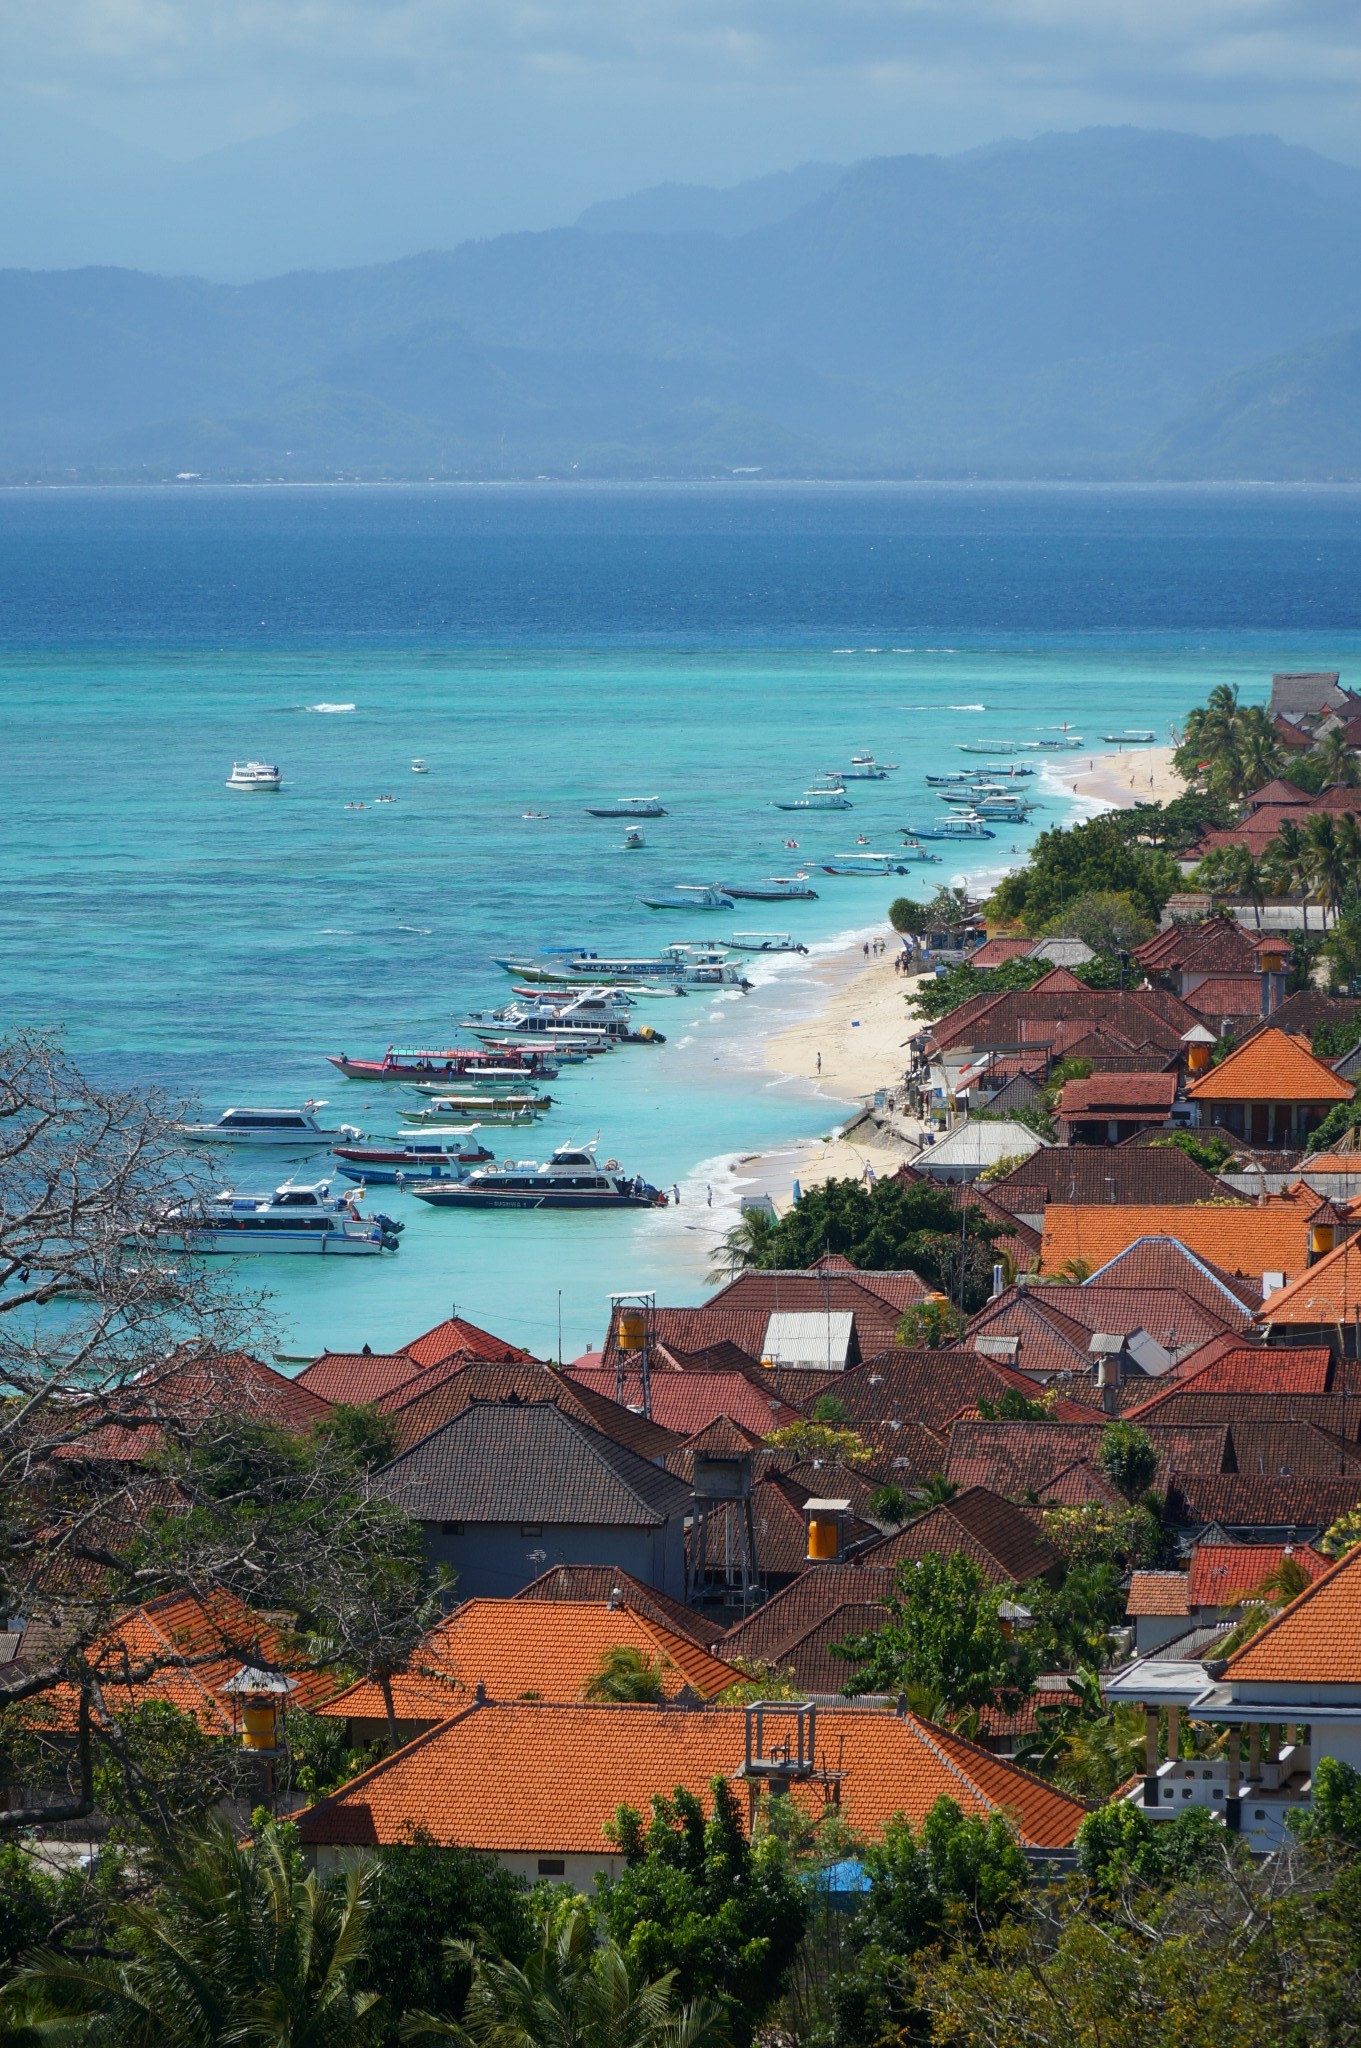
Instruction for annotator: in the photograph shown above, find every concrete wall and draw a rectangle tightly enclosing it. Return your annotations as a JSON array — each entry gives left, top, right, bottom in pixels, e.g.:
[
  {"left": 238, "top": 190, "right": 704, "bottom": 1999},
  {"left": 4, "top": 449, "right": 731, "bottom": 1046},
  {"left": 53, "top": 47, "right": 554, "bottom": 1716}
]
[
  {"left": 420, "top": 1516, "right": 688, "bottom": 1600},
  {"left": 313, "top": 1842, "right": 625, "bottom": 1891}
]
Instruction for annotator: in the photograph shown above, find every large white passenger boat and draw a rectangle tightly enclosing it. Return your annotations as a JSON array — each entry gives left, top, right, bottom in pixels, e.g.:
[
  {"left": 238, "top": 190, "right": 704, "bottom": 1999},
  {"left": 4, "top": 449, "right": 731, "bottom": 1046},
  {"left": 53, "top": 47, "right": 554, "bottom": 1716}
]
[
  {"left": 226, "top": 761, "right": 283, "bottom": 790},
  {"left": 159, "top": 1180, "right": 398, "bottom": 1254},
  {"left": 409, "top": 1140, "right": 664, "bottom": 1210},
  {"left": 177, "top": 1105, "right": 361, "bottom": 1149}
]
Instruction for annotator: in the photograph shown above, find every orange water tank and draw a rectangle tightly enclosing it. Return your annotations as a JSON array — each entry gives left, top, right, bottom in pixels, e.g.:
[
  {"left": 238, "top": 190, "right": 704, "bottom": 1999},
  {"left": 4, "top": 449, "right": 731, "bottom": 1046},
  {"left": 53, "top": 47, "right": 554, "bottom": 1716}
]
[
  {"left": 806, "top": 1516, "right": 840, "bottom": 1562},
  {"left": 1187, "top": 1042, "right": 1212, "bottom": 1074},
  {"left": 241, "top": 1699, "right": 280, "bottom": 1751},
  {"left": 617, "top": 1308, "right": 647, "bottom": 1352},
  {"left": 1312, "top": 1222, "right": 1336, "bottom": 1256}
]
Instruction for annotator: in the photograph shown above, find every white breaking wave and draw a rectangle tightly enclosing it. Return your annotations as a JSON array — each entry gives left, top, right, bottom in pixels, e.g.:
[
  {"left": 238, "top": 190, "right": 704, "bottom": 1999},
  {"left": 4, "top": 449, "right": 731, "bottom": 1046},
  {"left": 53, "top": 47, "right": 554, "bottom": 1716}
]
[
  {"left": 305, "top": 701, "right": 357, "bottom": 712},
  {"left": 950, "top": 703, "right": 986, "bottom": 711}
]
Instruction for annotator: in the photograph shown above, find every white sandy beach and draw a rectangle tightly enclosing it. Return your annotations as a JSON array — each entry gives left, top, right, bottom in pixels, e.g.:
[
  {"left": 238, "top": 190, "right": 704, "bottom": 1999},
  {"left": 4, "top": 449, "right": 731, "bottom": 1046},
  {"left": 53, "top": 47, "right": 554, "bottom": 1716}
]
[{"left": 735, "top": 745, "right": 1187, "bottom": 1212}]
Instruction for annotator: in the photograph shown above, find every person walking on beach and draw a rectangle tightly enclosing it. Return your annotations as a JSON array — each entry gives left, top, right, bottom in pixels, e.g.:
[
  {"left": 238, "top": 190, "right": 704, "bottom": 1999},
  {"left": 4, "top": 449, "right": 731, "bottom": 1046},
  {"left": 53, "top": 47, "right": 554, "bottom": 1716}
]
[
  {"left": 672, "top": 1183, "right": 681, "bottom": 1205},
  {"left": 863, "top": 941, "right": 869, "bottom": 960},
  {"left": 706, "top": 1184, "right": 712, "bottom": 1206},
  {"left": 816, "top": 1051, "right": 822, "bottom": 1075}
]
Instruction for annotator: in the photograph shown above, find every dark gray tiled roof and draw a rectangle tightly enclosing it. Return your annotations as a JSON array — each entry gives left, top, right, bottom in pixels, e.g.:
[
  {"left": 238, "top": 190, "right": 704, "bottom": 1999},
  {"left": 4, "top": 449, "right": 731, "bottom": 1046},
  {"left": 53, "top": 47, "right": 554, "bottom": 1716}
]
[{"left": 377, "top": 1396, "right": 695, "bottom": 1527}]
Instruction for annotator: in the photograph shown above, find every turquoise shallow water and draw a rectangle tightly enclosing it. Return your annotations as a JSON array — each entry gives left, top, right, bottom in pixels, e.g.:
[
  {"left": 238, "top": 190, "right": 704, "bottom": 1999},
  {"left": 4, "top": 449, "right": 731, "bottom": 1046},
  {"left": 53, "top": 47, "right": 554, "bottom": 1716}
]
[{"left": 3, "top": 484, "right": 1360, "bottom": 1355}]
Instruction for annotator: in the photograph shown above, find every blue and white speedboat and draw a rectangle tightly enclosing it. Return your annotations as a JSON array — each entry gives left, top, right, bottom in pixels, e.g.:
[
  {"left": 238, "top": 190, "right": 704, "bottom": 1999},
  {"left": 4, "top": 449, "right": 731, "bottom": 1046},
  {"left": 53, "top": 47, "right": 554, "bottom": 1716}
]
[
  {"left": 409, "top": 1139, "right": 665, "bottom": 1211},
  {"left": 159, "top": 1180, "right": 399, "bottom": 1254}
]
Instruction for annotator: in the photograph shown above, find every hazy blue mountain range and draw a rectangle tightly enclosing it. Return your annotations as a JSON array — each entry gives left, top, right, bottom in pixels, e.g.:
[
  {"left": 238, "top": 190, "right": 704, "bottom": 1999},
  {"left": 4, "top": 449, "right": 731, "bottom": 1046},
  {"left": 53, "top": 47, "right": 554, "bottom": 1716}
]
[{"left": 7, "top": 127, "right": 1361, "bottom": 480}]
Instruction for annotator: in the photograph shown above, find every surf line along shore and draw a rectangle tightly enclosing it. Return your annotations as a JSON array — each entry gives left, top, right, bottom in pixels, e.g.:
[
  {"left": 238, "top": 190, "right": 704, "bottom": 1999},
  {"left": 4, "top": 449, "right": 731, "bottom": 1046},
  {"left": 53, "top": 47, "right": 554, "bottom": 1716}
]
[{"left": 733, "top": 744, "right": 1179, "bottom": 1213}]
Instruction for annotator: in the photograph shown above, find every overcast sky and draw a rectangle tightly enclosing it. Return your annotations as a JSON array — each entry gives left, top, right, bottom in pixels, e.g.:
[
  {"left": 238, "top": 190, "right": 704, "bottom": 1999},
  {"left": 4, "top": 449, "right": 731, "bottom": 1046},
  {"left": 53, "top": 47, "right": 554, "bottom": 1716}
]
[{"left": 9, "top": 0, "right": 1361, "bottom": 168}]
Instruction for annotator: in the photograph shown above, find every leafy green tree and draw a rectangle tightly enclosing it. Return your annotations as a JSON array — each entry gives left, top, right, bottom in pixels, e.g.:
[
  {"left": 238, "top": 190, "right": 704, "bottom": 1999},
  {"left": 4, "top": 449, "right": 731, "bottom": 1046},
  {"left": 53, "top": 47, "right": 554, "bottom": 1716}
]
[
  {"left": 909, "top": 955, "right": 1047, "bottom": 1022},
  {"left": 317, "top": 1403, "right": 400, "bottom": 1470},
  {"left": 1293, "top": 1757, "right": 1361, "bottom": 1845},
  {"left": 358, "top": 1830, "right": 529, "bottom": 2034},
  {"left": 1307, "top": 1100, "right": 1361, "bottom": 1153},
  {"left": 707, "top": 1206, "right": 779, "bottom": 1284},
  {"left": 1149, "top": 1129, "right": 1238, "bottom": 1170},
  {"left": 766, "top": 1418, "right": 873, "bottom": 1465},
  {"left": 833, "top": 1552, "right": 1040, "bottom": 1723},
  {"left": 286, "top": 1711, "right": 383, "bottom": 1801},
  {"left": 1098, "top": 1421, "right": 1158, "bottom": 1501},
  {"left": 913, "top": 1472, "right": 960, "bottom": 1505},
  {"left": 888, "top": 897, "right": 931, "bottom": 935},
  {"left": 93, "top": 1699, "right": 251, "bottom": 1842},
  {"left": 1075, "top": 1800, "right": 1222, "bottom": 1892},
  {"left": 1039, "top": 890, "right": 1154, "bottom": 956},
  {"left": 830, "top": 1798, "right": 1029, "bottom": 2048},
  {"left": 989, "top": 814, "right": 1180, "bottom": 931},
  {"left": 1018, "top": 1667, "right": 1148, "bottom": 1800},
  {"left": 595, "top": 1779, "right": 807, "bottom": 2043},
  {"left": 811, "top": 1395, "right": 850, "bottom": 1424},
  {"left": 895, "top": 1299, "right": 966, "bottom": 1348},
  {"left": 1023, "top": 1563, "right": 1125, "bottom": 1670},
  {"left": 407, "top": 1896, "right": 730, "bottom": 2048},
  {"left": 1315, "top": 729, "right": 1361, "bottom": 789},
  {"left": 735, "top": 1175, "right": 998, "bottom": 1304},
  {"left": 3, "top": 1815, "right": 380, "bottom": 2046},
  {"left": 584, "top": 1646, "right": 668, "bottom": 1703},
  {"left": 1318, "top": 1504, "right": 1361, "bottom": 1557},
  {"left": 976, "top": 1387, "right": 1051, "bottom": 1421},
  {"left": 867, "top": 1484, "right": 913, "bottom": 1528}
]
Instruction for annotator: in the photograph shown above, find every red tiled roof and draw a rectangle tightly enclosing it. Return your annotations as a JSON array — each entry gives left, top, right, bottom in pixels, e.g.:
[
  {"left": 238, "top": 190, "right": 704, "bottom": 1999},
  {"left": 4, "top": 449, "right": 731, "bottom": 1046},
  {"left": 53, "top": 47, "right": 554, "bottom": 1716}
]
[
  {"left": 295, "top": 1351, "right": 422, "bottom": 1405},
  {"left": 1126, "top": 1346, "right": 1337, "bottom": 1414},
  {"left": 1041, "top": 1211, "right": 1312, "bottom": 1283},
  {"left": 1057, "top": 1072, "right": 1178, "bottom": 1116},
  {"left": 1187, "top": 1028, "right": 1354, "bottom": 1105},
  {"left": 512, "top": 1566, "right": 727, "bottom": 1645},
  {"left": 55, "top": 1350, "right": 332, "bottom": 1462},
  {"left": 568, "top": 1364, "right": 803, "bottom": 1438},
  {"left": 400, "top": 1316, "right": 536, "bottom": 1369},
  {"left": 1261, "top": 1233, "right": 1361, "bottom": 1324},
  {"left": 970, "top": 938, "right": 1036, "bottom": 968},
  {"left": 1080, "top": 1238, "right": 1263, "bottom": 1313},
  {"left": 317, "top": 1599, "right": 737, "bottom": 1722},
  {"left": 985, "top": 1143, "right": 1235, "bottom": 1212},
  {"left": 1125, "top": 1571, "right": 1189, "bottom": 1617},
  {"left": 381, "top": 1360, "right": 682, "bottom": 1461},
  {"left": 1188, "top": 1542, "right": 1329, "bottom": 1609},
  {"left": 1182, "top": 977, "right": 1269, "bottom": 1021},
  {"left": 1224, "top": 1541, "right": 1361, "bottom": 1682},
  {"left": 861, "top": 1487, "right": 1063, "bottom": 1585},
  {"left": 294, "top": 1700, "right": 1088, "bottom": 1853}
]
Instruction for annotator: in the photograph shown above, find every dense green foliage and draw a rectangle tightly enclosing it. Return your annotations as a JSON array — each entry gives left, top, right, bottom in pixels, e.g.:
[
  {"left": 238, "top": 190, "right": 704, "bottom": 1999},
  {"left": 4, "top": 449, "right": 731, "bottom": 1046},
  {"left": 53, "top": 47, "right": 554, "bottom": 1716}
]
[
  {"left": 597, "top": 1780, "right": 807, "bottom": 2042},
  {"left": 418, "top": 1898, "right": 730, "bottom": 2048},
  {"left": 989, "top": 814, "right": 1182, "bottom": 931},
  {"left": 718, "top": 1174, "right": 1000, "bottom": 1309},
  {"left": 833, "top": 1552, "right": 1040, "bottom": 1724},
  {"left": 1148, "top": 1129, "right": 1239, "bottom": 1170},
  {"left": 1174, "top": 683, "right": 1285, "bottom": 799},
  {"left": 1097, "top": 1421, "right": 1159, "bottom": 1500},
  {"left": 360, "top": 1832, "right": 530, "bottom": 2034}
]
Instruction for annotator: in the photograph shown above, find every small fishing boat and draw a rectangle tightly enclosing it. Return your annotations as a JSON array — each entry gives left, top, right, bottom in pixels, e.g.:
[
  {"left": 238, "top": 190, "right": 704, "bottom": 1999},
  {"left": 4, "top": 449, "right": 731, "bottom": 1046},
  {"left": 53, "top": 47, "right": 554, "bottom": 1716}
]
[
  {"left": 409, "top": 1139, "right": 665, "bottom": 1211},
  {"left": 400, "top": 1098, "right": 544, "bottom": 1127},
  {"left": 820, "top": 853, "right": 911, "bottom": 875},
  {"left": 158, "top": 1179, "right": 399, "bottom": 1254},
  {"left": 226, "top": 760, "right": 282, "bottom": 790},
  {"left": 637, "top": 884, "right": 735, "bottom": 912},
  {"left": 585, "top": 797, "right": 667, "bottom": 817},
  {"left": 773, "top": 789, "right": 852, "bottom": 812},
  {"left": 726, "top": 932, "right": 809, "bottom": 953},
  {"left": 957, "top": 742, "right": 1017, "bottom": 755},
  {"left": 719, "top": 876, "right": 819, "bottom": 901},
  {"left": 851, "top": 750, "right": 898, "bottom": 771},
  {"left": 835, "top": 757, "right": 890, "bottom": 780},
  {"left": 411, "top": 758, "right": 429, "bottom": 773},
  {"left": 1102, "top": 730, "right": 1156, "bottom": 743},
  {"left": 621, "top": 827, "right": 645, "bottom": 849},
  {"left": 897, "top": 838, "right": 944, "bottom": 862},
  {"left": 924, "top": 772, "right": 976, "bottom": 786},
  {"left": 177, "top": 1105, "right": 362, "bottom": 1149},
  {"left": 1025, "top": 737, "right": 1084, "bottom": 751},
  {"left": 328, "top": 1046, "right": 556, "bottom": 1084},
  {"left": 981, "top": 764, "right": 1035, "bottom": 777}
]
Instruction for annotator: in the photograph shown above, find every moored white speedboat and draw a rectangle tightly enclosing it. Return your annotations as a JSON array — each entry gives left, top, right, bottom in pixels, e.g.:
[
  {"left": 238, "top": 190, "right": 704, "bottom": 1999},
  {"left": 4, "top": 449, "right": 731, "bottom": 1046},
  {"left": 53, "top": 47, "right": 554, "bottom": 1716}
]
[
  {"left": 409, "top": 1139, "right": 664, "bottom": 1211},
  {"left": 411, "top": 758, "right": 430, "bottom": 773},
  {"left": 177, "top": 1105, "right": 362, "bottom": 1148},
  {"left": 720, "top": 876, "right": 819, "bottom": 901},
  {"left": 820, "top": 852, "right": 911, "bottom": 875},
  {"left": 637, "top": 884, "right": 735, "bottom": 912},
  {"left": 726, "top": 931, "right": 809, "bottom": 953},
  {"left": 773, "top": 787, "right": 852, "bottom": 812},
  {"left": 226, "top": 761, "right": 282, "bottom": 790},
  {"left": 159, "top": 1179, "right": 398, "bottom": 1254},
  {"left": 585, "top": 796, "right": 667, "bottom": 817}
]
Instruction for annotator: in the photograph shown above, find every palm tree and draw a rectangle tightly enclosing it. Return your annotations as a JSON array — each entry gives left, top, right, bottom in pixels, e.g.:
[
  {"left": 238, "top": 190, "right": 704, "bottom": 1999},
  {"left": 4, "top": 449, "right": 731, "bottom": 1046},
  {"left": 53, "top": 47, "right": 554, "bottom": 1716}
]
[
  {"left": 1267, "top": 817, "right": 1312, "bottom": 932},
  {"left": 1236, "top": 705, "right": 1286, "bottom": 793},
  {"left": 584, "top": 1645, "right": 667, "bottom": 1703},
  {"left": 1314, "top": 727, "right": 1361, "bottom": 790},
  {"left": 913, "top": 1472, "right": 959, "bottom": 1506},
  {"left": 1307, "top": 812, "right": 1347, "bottom": 929},
  {"left": 706, "top": 1206, "right": 777, "bottom": 1285},
  {"left": 4, "top": 1818, "right": 379, "bottom": 2047},
  {"left": 405, "top": 1900, "right": 729, "bottom": 2048}
]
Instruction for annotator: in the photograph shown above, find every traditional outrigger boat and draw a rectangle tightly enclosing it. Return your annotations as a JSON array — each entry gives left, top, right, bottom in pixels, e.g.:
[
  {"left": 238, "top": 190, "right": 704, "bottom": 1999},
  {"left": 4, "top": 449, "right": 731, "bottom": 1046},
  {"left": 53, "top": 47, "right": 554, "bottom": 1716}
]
[{"left": 328, "top": 1046, "right": 556, "bottom": 1083}]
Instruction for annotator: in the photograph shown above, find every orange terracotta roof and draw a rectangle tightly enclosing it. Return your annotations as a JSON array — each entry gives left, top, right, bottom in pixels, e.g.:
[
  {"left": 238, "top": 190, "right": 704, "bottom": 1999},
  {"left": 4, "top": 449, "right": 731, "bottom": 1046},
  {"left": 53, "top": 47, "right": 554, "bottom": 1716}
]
[
  {"left": 1125, "top": 1346, "right": 1337, "bottom": 1414},
  {"left": 317, "top": 1600, "right": 736, "bottom": 1722},
  {"left": 1125, "top": 1571, "right": 1189, "bottom": 1617},
  {"left": 295, "top": 1701, "right": 1087, "bottom": 1853},
  {"left": 1189, "top": 1542, "right": 1329, "bottom": 1609},
  {"left": 1261, "top": 1233, "right": 1361, "bottom": 1322},
  {"left": 1041, "top": 1214, "right": 1310, "bottom": 1282},
  {"left": 1224, "top": 1541, "right": 1361, "bottom": 1683},
  {"left": 400, "top": 1316, "right": 536, "bottom": 1369},
  {"left": 1187, "top": 1029, "right": 1354, "bottom": 1105}
]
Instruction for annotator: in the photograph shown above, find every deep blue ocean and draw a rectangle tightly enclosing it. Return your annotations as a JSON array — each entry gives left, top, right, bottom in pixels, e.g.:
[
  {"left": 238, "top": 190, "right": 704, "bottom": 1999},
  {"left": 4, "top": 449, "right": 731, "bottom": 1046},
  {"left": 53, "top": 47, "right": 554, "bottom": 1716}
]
[{"left": 3, "top": 483, "right": 1360, "bottom": 1358}]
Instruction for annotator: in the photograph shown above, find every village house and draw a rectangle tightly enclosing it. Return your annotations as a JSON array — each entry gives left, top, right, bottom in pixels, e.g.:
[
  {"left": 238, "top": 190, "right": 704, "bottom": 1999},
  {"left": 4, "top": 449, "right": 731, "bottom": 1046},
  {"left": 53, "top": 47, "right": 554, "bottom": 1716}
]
[{"left": 1185, "top": 1028, "right": 1354, "bottom": 1149}]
